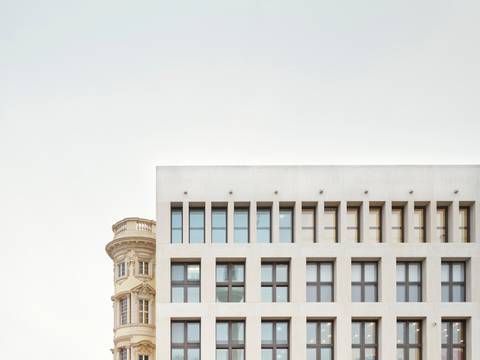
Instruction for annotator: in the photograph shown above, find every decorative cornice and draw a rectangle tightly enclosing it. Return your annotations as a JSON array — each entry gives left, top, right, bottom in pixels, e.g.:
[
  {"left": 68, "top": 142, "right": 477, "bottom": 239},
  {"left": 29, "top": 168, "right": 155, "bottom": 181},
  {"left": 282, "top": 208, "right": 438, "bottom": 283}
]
[{"left": 105, "top": 237, "right": 155, "bottom": 259}]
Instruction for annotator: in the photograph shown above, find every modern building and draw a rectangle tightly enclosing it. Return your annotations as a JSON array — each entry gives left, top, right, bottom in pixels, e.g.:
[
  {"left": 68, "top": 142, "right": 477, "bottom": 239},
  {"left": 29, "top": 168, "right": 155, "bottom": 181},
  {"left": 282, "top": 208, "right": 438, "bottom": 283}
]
[{"left": 108, "top": 165, "right": 480, "bottom": 360}]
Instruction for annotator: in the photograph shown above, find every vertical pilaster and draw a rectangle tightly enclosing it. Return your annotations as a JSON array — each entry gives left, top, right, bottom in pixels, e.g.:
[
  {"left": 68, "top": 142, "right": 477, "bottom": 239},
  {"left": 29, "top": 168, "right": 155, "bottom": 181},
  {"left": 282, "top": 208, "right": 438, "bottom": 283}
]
[
  {"left": 291, "top": 256, "right": 305, "bottom": 303},
  {"left": 246, "top": 256, "right": 261, "bottom": 303},
  {"left": 291, "top": 315, "right": 306, "bottom": 359},
  {"left": 316, "top": 201, "right": 324, "bottom": 243},
  {"left": 381, "top": 313, "right": 396, "bottom": 360},
  {"left": 247, "top": 315, "right": 261, "bottom": 359},
  {"left": 202, "top": 313, "right": 215, "bottom": 360},
  {"left": 202, "top": 256, "right": 215, "bottom": 304},
  {"left": 294, "top": 201, "right": 302, "bottom": 244},
  {"left": 338, "top": 201, "right": 347, "bottom": 243},
  {"left": 383, "top": 201, "right": 392, "bottom": 244},
  {"left": 428, "top": 201, "right": 437, "bottom": 243},
  {"left": 250, "top": 202, "right": 256, "bottom": 243},
  {"left": 205, "top": 201, "right": 212, "bottom": 244},
  {"left": 336, "top": 314, "right": 350, "bottom": 360},
  {"left": 472, "top": 201, "right": 479, "bottom": 243},
  {"left": 450, "top": 201, "right": 459, "bottom": 243},
  {"left": 360, "top": 201, "right": 369, "bottom": 243},
  {"left": 405, "top": 200, "right": 414, "bottom": 244},
  {"left": 380, "top": 255, "right": 395, "bottom": 303},
  {"left": 227, "top": 201, "right": 234, "bottom": 244},
  {"left": 272, "top": 201, "right": 280, "bottom": 243}
]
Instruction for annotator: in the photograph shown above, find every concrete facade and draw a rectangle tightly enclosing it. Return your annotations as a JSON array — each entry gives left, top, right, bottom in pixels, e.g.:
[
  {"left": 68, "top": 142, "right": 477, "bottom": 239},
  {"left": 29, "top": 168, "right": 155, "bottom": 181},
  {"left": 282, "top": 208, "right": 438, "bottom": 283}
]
[{"left": 150, "top": 165, "right": 480, "bottom": 359}]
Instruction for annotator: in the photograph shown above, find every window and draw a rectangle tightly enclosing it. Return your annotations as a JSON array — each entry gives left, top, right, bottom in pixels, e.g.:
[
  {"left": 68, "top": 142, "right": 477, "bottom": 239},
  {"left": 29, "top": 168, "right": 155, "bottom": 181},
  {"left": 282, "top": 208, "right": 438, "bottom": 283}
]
[
  {"left": 257, "top": 208, "right": 271, "bottom": 243},
  {"left": 459, "top": 207, "right": 470, "bottom": 243},
  {"left": 212, "top": 208, "right": 227, "bottom": 244},
  {"left": 302, "top": 207, "right": 315, "bottom": 243},
  {"left": 117, "top": 262, "right": 126, "bottom": 278},
  {"left": 352, "top": 321, "right": 377, "bottom": 360},
  {"left": 189, "top": 208, "right": 205, "bottom": 243},
  {"left": 138, "top": 356, "right": 149, "bottom": 360},
  {"left": 437, "top": 206, "right": 448, "bottom": 242},
  {"left": 234, "top": 208, "right": 249, "bottom": 243},
  {"left": 307, "top": 320, "right": 333, "bottom": 360},
  {"left": 306, "top": 262, "right": 334, "bottom": 302},
  {"left": 216, "top": 262, "right": 245, "bottom": 302},
  {"left": 279, "top": 208, "right": 293, "bottom": 243},
  {"left": 369, "top": 206, "right": 382, "bottom": 243},
  {"left": 262, "top": 320, "right": 289, "bottom": 360},
  {"left": 119, "top": 348, "right": 127, "bottom": 360},
  {"left": 347, "top": 206, "right": 360, "bottom": 243},
  {"left": 139, "top": 261, "right": 149, "bottom": 276},
  {"left": 352, "top": 262, "right": 378, "bottom": 302},
  {"left": 171, "top": 263, "right": 201, "bottom": 303},
  {"left": 216, "top": 321, "right": 245, "bottom": 360},
  {"left": 396, "top": 262, "right": 422, "bottom": 302},
  {"left": 441, "top": 262, "right": 465, "bottom": 302},
  {"left": 391, "top": 206, "right": 404, "bottom": 243},
  {"left": 413, "top": 206, "right": 426, "bottom": 243},
  {"left": 324, "top": 207, "right": 337, "bottom": 243},
  {"left": 120, "top": 298, "right": 128, "bottom": 325},
  {"left": 442, "top": 320, "right": 465, "bottom": 360},
  {"left": 261, "top": 262, "right": 289, "bottom": 302},
  {"left": 171, "top": 208, "right": 183, "bottom": 244},
  {"left": 139, "top": 299, "right": 149, "bottom": 324},
  {"left": 171, "top": 320, "right": 201, "bottom": 360},
  {"left": 397, "top": 320, "right": 422, "bottom": 360}
]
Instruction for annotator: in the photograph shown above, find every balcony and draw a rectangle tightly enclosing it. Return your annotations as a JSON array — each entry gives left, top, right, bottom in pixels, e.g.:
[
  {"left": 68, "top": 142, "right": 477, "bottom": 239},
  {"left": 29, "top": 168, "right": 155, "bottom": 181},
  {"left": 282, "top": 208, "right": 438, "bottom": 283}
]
[{"left": 112, "top": 217, "right": 156, "bottom": 239}]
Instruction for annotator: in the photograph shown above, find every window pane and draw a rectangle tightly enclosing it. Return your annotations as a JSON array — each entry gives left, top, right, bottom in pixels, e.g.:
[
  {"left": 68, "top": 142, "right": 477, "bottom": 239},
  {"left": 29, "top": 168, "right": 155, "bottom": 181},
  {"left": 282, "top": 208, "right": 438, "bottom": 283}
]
[
  {"left": 441, "top": 348, "right": 448, "bottom": 360},
  {"left": 257, "top": 228, "right": 271, "bottom": 243},
  {"left": 188, "top": 322, "right": 200, "bottom": 342},
  {"left": 352, "top": 264, "right": 362, "bottom": 282},
  {"left": 307, "top": 285, "right": 317, "bottom": 302},
  {"left": 232, "top": 349, "right": 244, "bottom": 360},
  {"left": 452, "top": 264, "right": 464, "bottom": 282},
  {"left": 261, "top": 286, "right": 273, "bottom": 302},
  {"left": 452, "top": 285, "right": 465, "bottom": 301},
  {"left": 212, "top": 210, "right": 226, "bottom": 227},
  {"left": 276, "top": 348, "right": 288, "bottom": 360},
  {"left": 302, "top": 229, "right": 315, "bottom": 243},
  {"left": 232, "top": 322, "right": 245, "bottom": 343},
  {"left": 172, "top": 265, "right": 185, "bottom": 281},
  {"left": 261, "top": 349, "right": 272, "bottom": 360},
  {"left": 364, "top": 264, "right": 377, "bottom": 282},
  {"left": 302, "top": 209, "right": 315, "bottom": 227},
  {"left": 408, "top": 322, "right": 420, "bottom": 344},
  {"left": 306, "top": 264, "right": 317, "bottom": 282},
  {"left": 306, "top": 323, "right": 316, "bottom": 344},
  {"left": 234, "top": 229, "right": 249, "bottom": 243},
  {"left": 276, "top": 287, "right": 288, "bottom": 302},
  {"left": 212, "top": 229, "right": 226, "bottom": 243},
  {"left": 397, "top": 348, "right": 404, "bottom": 360},
  {"left": 262, "top": 322, "right": 273, "bottom": 344},
  {"left": 320, "top": 348, "right": 332, "bottom": 360},
  {"left": 187, "top": 265, "right": 200, "bottom": 281},
  {"left": 280, "top": 210, "right": 292, "bottom": 227},
  {"left": 172, "top": 211, "right": 183, "bottom": 227},
  {"left": 452, "top": 322, "right": 464, "bottom": 344},
  {"left": 172, "top": 323, "right": 184, "bottom": 343},
  {"left": 187, "top": 348, "right": 200, "bottom": 360},
  {"left": 364, "top": 322, "right": 376, "bottom": 344},
  {"left": 216, "top": 322, "right": 228, "bottom": 344},
  {"left": 187, "top": 286, "right": 200, "bottom": 302},
  {"left": 364, "top": 285, "right": 377, "bottom": 302},
  {"left": 409, "top": 285, "right": 421, "bottom": 302},
  {"left": 172, "top": 349, "right": 184, "bottom": 360},
  {"left": 172, "top": 287, "right": 184, "bottom": 302},
  {"left": 307, "top": 348, "right": 316, "bottom": 360},
  {"left": 172, "top": 229, "right": 183, "bottom": 243},
  {"left": 235, "top": 210, "right": 248, "bottom": 226},
  {"left": 261, "top": 265, "right": 273, "bottom": 282},
  {"left": 216, "top": 265, "right": 228, "bottom": 282},
  {"left": 320, "top": 322, "right": 332, "bottom": 344},
  {"left": 441, "top": 285, "right": 449, "bottom": 302},
  {"left": 276, "top": 265, "right": 288, "bottom": 282},
  {"left": 352, "top": 322, "right": 361, "bottom": 344},
  {"left": 441, "top": 322, "right": 449, "bottom": 344},
  {"left": 452, "top": 349, "right": 464, "bottom": 360},
  {"left": 216, "top": 349, "right": 228, "bottom": 360},
  {"left": 216, "top": 286, "right": 228, "bottom": 302},
  {"left": 397, "top": 322, "right": 404, "bottom": 345},
  {"left": 441, "top": 264, "right": 449, "bottom": 282},
  {"left": 408, "top": 348, "right": 420, "bottom": 359},
  {"left": 190, "top": 229, "right": 204, "bottom": 243},
  {"left": 397, "top": 285, "right": 406, "bottom": 302},
  {"left": 257, "top": 210, "right": 271, "bottom": 227},
  {"left": 365, "top": 348, "right": 376, "bottom": 360},
  {"left": 320, "top": 285, "right": 333, "bottom": 302},
  {"left": 408, "top": 263, "right": 421, "bottom": 282},
  {"left": 280, "top": 228, "right": 292, "bottom": 243},
  {"left": 320, "top": 263, "right": 333, "bottom": 282},
  {"left": 352, "top": 348, "right": 361, "bottom": 360},
  {"left": 232, "top": 265, "right": 245, "bottom": 282},
  {"left": 231, "top": 287, "right": 244, "bottom": 302},
  {"left": 352, "top": 285, "right": 362, "bottom": 302},
  {"left": 276, "top": 322, "right": 289, "bottom": 344},
  {"left": 190, "top": 210, "right": 204, "bottom": 227}
]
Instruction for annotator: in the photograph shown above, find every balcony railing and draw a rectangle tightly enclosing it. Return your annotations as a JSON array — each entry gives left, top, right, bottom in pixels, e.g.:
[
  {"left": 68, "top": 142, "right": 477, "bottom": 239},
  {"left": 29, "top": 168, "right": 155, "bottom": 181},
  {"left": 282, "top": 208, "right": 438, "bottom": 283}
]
[{"left": 112, "top": 218, "right": 156, "bottom": 237}]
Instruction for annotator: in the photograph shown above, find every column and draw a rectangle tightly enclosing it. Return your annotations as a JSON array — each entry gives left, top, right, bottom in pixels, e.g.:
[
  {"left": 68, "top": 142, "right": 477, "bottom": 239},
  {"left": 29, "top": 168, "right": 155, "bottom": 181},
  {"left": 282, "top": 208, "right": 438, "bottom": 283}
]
[
  {"left": 316, "top": 201, "right": 324, "bottom": 243},
  {"left": 472, "top": 201, "right": 479, "bottom": 243},
  {"left": 291, "top": 315, "right": 306, "bottom": 359},
  {"left": 380, "top": 254, "right": 395, "bottom": 303},
  {"left": 381, "top": 313, "right": 396, "bottom": 359},
  {"left": 249, "top": 202, "right": 256, "bottom": 243},
  {"left": 272, "top": 201, "right": 280, "bottom": 243},
  {"left": 428, "top": 201, "right": 437, "bottom": 243},
  {"left": 338, "top": 201, "right": 347, "bottom": 243},
  {"left": 383, "top": 201, "right": 392, "bottom": 244},
  {"left": 205, "top": 201, "right": 212, "bottom": 244},
  {"left": 336, "top": 312, "right": 351, "bottom": 359},
  {"left": 294, "top": 201, "right": 302, "bottom": 244},
  {"left": 360, "top": 201, "right": 369, "bottom": 243},
  {"left": 450, "top": 201, "right": 459, "bottom": 243},
  {"left": 202, "top": 313, "right": 216, "bottom": 360},
  {"left": 246, "top": 256, "right": 261, "bottom": 303},
  {"left": 157, "top": 202, "right": 170, "bottom": 244},
  {"left": 227, "top": 201, "right": 234, "bottom": 244},
  {"left": 405, "top": 201, "right": 414, "bottom": 244},
  {"left": 246, "top": 315, "right": 261, "bottom": 359},
  {"left": 182, "top": 200, "right": 188, "bottom": 244},
  {"left": 202, "top": 256, "right": 215, "bottom": 303},
  {"left": 291, "top": 255, "right": 305, "bottom": 303}
]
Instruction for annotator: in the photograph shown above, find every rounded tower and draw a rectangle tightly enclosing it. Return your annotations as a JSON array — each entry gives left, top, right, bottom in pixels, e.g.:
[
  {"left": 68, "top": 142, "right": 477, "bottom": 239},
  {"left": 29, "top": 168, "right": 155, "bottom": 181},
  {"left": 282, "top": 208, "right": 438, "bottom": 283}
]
[{"left": 106, "top": 217, "right": 156, "bottom": 360}]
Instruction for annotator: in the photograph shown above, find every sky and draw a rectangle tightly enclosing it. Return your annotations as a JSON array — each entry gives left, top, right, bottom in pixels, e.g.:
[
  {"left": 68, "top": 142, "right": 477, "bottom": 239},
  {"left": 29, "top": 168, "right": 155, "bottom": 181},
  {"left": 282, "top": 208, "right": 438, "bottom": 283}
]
[{"left": 0, "top": 0, "right": 479, "bottom": 359}]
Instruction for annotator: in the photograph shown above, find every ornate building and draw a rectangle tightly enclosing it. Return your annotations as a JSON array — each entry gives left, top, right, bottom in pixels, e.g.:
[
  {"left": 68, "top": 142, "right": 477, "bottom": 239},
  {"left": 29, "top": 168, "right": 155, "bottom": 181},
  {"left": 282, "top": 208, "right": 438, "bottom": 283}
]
[{"left": 106, "top": 217, "right": 156, "bottom": 360}]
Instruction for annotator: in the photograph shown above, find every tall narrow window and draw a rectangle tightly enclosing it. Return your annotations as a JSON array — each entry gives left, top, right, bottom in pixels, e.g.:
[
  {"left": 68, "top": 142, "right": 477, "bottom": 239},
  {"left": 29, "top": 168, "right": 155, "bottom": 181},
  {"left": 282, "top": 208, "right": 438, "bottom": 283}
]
[
  {"left": 261, "top": 262, "right": 289, "bottom": 302},
  {"left": 216, "top": 262, "right": 245, "bottom": 302},
  {"left": 414, "top": 206, "right": 426, "bottom": 243},
  {"left": 324, "top": 207, "right": 338, "bottom": 243},
  {"left": 216, "top": 321, "right": 245, "bottom": 360},
  {"left": 189, "top": 208, "right": 205, "bottom": 243},
  {"left": 391, "top": 206, "right": 404, "bottom": 243},
  {"left": 117, "top": 262, "right": 126, "bottom": 278},
  {"left": 352, "top": 262, "right": 378, "bottom": 302},
  {"left": 369, "top": 206, "right": 382, "bottom": 243},
  {"left": 171, "top": 320, "right": 201, "bottom": 360},
  {"left": 437, "top": 206, "right": 448, "bottom": 242},
  {"left": 352, "top": 321, "right": 377, "bottom": 360},
  {"left": 396, "top": 262, "right": 422, "bottom": 302},
  {"left": 302, "top": 207, "right": 315, "bottom": 243},
  {"left": 139, "top": 299, "right": 149, "bottom": 324},
  {"left": 459, "top": 207, "right": 470, "bottom": 243},
  {"left": 307, "top": 320, "right": 333, "bottom": 360},
  {"left": 257, "top": 208, "right": 271, "bottom": 243},
  {"left": 306, "top": 262, "right": 334, "bottom": 302},
  {"left": 138, "top": 355, "right": 149, "bottom": 360},
  {"left": 234, "top": 208, "right": 249, "bottom": 243},
  {"left": 119, "top": 348, "right": 127, "bottom": 360},
  {"left": 397, "top": 320, "right": 422, "bottom": 360},
  {"left": 171, "top": 208, "right": 183, "bottom": 244},
  {"left": 442, "top": 320, "right": 465, "bottom": 360},
  {"left": 279, "top": 208, "right": 294, "bottom": 243},
  {"left": 441, "top": 261, "right": 465, "bottom": 302},
  {"left": 262, "top": 320, "right": 289, "bottom": 360},
  {"left": 171, "top": 263, "right": 201, "bottom": 303},
  {"left": 139, "top": 261, "right": 149, "bottom": 276},
  {"left": 120, "top": 298, "right": 128, "bottom": 325},
  {"left": 212, "top": 208, "right": 227, "bottom": 244},
  {"left": 347, "top": 206, "right": 360, "bottom": 243}
]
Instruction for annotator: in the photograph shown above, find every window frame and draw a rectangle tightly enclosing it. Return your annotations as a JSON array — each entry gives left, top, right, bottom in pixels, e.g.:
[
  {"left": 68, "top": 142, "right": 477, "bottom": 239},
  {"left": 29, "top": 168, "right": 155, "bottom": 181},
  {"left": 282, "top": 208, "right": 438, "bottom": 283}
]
[
  {"left": 301, "top": 207, "right": 316, "bottom": 243},
  {"left": 347, "top": 206, "right": 360, "bottom": 243},
  {"left": 216, "top": 262, "right": 246, "bottom": 303},
  {"left": 413, "top": 206, "right": 426, "bottom": 243},
  {"left": 139, "top": 298, "right": 149, "bottom": 324},
  {"left": 120, "top": 297, "right": 128, "bottom": 325},
  {"left": 171, "top": 207, "right": 183, "bottom": 244},
  {"left": 391, "top": 206, "right": 405, "bottom": 243},
  {"left": 306, "top": 261, "right": 334, "bottom": 302},
  {"left": 351, "top": 262, "right": 378, "bottom": 302},
  {"left": 261, "top": 261, "right": 290, "bottom": 302},
  {"left": 324, "top": 206, "right": 338, "bottom": 243},
  {"left": 138, "top": 260, "right": 149, "bottom": 276},
  {"left": 216, "top": 320, "right": 245, "bottom": 360},
  {"left": 307, "top": 320, "right": 334, "bottom": 360},
  {"left": 119, "top": 348, "right": 127, "bottom": 360},
  {"left": 459, "top": 206, "right": 470, "bottom": 243},
  {"left": 171, "top": 320, "right": 201, "bottom": 360},
  {"left": 352, "top": 320, "right": 378, "bottom": 360},
  {"left": 369, "top": 206, "right": 383, "bottom": 243},
  {"left": 138, "top": 355, "right": 149, "bottom": 360},
  {"left": 117, "top": 262, "right": 126, "bottom": 278},
  {"left": 279, "top": 207, "right": 294, "bottom": 243},
  {"left": 212, "top": 207, "right": 228, "bottom": 244},
  {"left": 441, "top": 320, "right": 466, "bottom": 360},
  {"left": 261, "top": 320, "right": 289, "bottom": 360},
  {"left": 437, "top": 206, "right": 448, "bottom": 242},
  {"left": 234, "top": 207, "right": 250, "bottom": 243},
  {"left": 397, "top": 320, "right": 422, "bottom": 360},
  {"left": 171, "top": 262, "right": 201, "bottom": 303},
  {"left": 441, "top": 261, "right": 466, "bottom": 302},
  {"left": 396, "top": 261, "right": 422, "bottom": 302},
  {"left": 189, "top": 207, "right": 205, "bottom": 244},
  {"left": 256, "top": 207, "right": 272, "bottom": 243}
]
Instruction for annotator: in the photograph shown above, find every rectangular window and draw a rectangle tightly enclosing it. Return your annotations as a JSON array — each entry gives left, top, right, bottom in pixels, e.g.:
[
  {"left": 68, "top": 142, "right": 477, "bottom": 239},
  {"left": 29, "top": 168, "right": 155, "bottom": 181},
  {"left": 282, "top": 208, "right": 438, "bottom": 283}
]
[
  {"left": 139, "top": 299, "right": 149, "bottom": 324},
  {"left": 139, "top": 261, "right": 149, "bottom": 276},
  {"left": 257, "top": 208, "right": 272, "bottom": 243},
  {"left": 396, "top": 262, "right": 422, "bottom": 302},
  {"left": 189, "top": 208, "right": 205, "bottom": 243},
  {"left": 212, "top": 208, "right": 227, "bottom": 244},
  {"left": 262, "top": 320, "right": 289, "bottom": 360},
  {"left": 437, "top": 206, "right": 448, "bottom": 242},
  {"left": 397, "top": 320, "right": 422, "bottom": 360},
  {"left": 234, "top": 208, "right": 249, "bottom": 243},
  {"left": 306, "top": 262, "right": 334, "bottom": 302},
  {"left": 216, "top": 320, "right": 245, "bottom": 360},
  {"left": 261, "top": 262, "right": 289, "bottom": 302},
  {"left": 352, "top": 262, "right": 378, "bottom": 302},
  {"left": 414, "top": 206, "right": 426, "bottom": 243},
  {"left": 171, "top": 320, "right": 201, "bottom": 360},
  {"left": 459, "top": 207, "right": 470, "bottom": 243},
  {"left": 119, "top": 348, "right": 127, "bottom": 360},
  {"left": 324, "top": 207, "right": 338, "bottom": 243},
  {"left": 391, "top": 206, "right": 404, "bottom": 243},
  {"left": 442, "top": 320, "right": 465, "bottom": 360},
  {"left": 352, "top": 321, "right": 377, "bottom": 360},
  {"left": 369, "top": 206, "right": 382, "bottom": 243},
  {"left": 216, "top": 262, "right": 245, "bottom": 302},
  {"left": 138, "top": 355, "right": 149, "bottom": 360},
  {"left": 171, "top": 208, "right": 183, "bottom": 244},
  {"left": 347, "top": 206, "right": 360, "bottom": 243},
  {"left": 279, "top": 208, "right": 294, "bottom": 243},
  {"left": 441, "top": 261, "right": 465, "bottom": 302},
  {"left": 307, "top": 320, "right": 333, "bottom": 360},
  {"left": 120, "top": 298, "right": 128, "bottom": 325},
  {"left": 117, "top": 262, "right": 126, "bottom": 278},
  {"left": 171, "top": 263, "right": 201, "bottom": 303},
  {"left": 302, "top": 207, "right": 315, "bottom": 243}
]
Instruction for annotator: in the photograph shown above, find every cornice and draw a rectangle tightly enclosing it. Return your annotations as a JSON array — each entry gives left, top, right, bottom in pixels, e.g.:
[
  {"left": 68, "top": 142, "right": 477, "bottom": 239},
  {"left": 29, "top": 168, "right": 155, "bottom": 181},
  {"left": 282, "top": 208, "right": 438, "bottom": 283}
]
[{"left": 105, "top": 237, "right": 156, "bottom": 259}]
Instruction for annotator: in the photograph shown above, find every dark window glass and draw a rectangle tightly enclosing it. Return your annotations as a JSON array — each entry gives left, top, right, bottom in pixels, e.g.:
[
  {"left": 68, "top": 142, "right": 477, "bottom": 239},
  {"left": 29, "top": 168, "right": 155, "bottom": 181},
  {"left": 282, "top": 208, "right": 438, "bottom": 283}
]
[
  {"left": 262, "top": 320, "right": 289, "bottom": 360},
  {"left": 396, "top": 262, "right": 422, "bottom": 302},
  {"left": 352, "top": 321, "right": 377, "bottom": 360},
  {"left": 261, "top": 262, "right": 289, "bottom": 302},
  {"left": 189, "top": 208, "right": 205, "bottom": 243},
  {"left": 216, "top": 263, "right": 245, "bottom": 302},
  {"left": 306, "top": 262, "right": 334, "bottom": 302},
  {"left": 307, "top": 320, "right": 333, "bottom": 360},
  {"left": 171, "top": 208, "right": 183, "bottom": 244},
  {"left": 352, "top": 262, "right": 378, "bottom": 302},
  {"left": 216, "top": 321, "right": 245, "bottom": 360},
  {"left": 212, "top": 208, "right": 227, "bottom": 244},
  {"left": 171, "top": 263, "right": 201, "bottom": 303},
  {"left": 441, "top": 320, "right": 465, "bottom": 360},
  {"left": 397, "top": 320, "right": 422, "bottom": 360},
  {"left": 257, "top": 208, "right": 271, "bottom": 243},
  {"left": 171, "top": 320, "right": 201, "bottom": 360},
  {"left": 279, "top": 208, "right": 293, "bottom": 243},
  {"left": 234, "top": 208, "right": 249, "bottom": 243},
  {"left": 441, "top": 262, "right": 465, "bottom": 302}
]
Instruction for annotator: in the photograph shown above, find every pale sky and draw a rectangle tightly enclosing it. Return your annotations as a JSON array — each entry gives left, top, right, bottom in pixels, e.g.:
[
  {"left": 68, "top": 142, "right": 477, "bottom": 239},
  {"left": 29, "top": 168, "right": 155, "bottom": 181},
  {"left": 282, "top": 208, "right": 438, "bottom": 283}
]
[{"left": 1, "top": 0, "right": 479, "bottom": 358}]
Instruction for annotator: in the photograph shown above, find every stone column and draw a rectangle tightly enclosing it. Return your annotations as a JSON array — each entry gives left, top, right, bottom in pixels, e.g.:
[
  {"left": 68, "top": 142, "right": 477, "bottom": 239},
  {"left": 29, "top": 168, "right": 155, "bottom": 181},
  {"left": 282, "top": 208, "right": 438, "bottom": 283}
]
[{"left": 205, "top": 201, "right": 212, "bottom": 244}]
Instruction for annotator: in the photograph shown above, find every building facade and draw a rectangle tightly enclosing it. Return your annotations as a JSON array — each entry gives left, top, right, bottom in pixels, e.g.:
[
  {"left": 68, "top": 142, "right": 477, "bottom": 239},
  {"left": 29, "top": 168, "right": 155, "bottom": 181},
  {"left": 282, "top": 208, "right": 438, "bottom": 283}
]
[{"left": 109, "top": 165, "right": 480, "bottom": 360}]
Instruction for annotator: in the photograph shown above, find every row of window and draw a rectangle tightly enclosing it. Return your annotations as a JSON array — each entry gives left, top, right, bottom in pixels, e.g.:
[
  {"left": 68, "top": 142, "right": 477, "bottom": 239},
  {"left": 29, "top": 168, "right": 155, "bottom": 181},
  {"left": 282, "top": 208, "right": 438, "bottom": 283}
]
[
  {"left": 169, "top": 261, "right": 467, "bottom": 303},
  {"left": 117, "top": 260, "right": 151, "bottom": 279},
  {"left": 169, "top": 319, "right": 466, "bottom": 360},
  {"left": 171, "top": 204, "right": 472, "bottom": 244}
]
